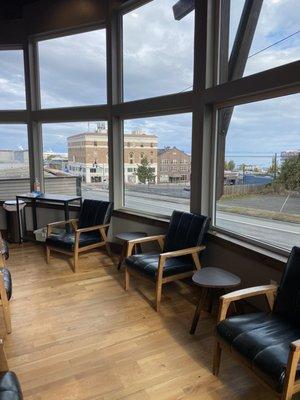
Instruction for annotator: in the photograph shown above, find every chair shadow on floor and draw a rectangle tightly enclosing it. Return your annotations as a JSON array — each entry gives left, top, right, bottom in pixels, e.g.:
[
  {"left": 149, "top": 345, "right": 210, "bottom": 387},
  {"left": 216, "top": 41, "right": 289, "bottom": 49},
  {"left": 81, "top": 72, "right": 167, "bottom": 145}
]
[{"left": 113, "top": 268, "right": 276, "bottom": 400}]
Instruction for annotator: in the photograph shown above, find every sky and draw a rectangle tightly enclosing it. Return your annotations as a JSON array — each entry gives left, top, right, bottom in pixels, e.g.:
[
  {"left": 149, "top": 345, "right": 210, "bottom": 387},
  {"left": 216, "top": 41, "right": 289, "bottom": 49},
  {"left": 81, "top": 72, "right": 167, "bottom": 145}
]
[{"left": 0, "top": 0, "right": 299, "bottom": 166}]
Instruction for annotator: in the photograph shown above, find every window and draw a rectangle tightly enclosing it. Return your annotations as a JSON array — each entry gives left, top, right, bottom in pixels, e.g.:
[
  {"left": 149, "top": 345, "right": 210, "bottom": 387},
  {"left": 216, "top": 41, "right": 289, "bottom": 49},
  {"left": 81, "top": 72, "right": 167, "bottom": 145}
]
[
  {"left": 42, "top": 122, "right": 109, "bottom": 200},
  {"left": 0, "top": 50, "right": 26, "bottom": 109},
  {"left": 123, "top": 0, "right": 194, "bottom": 101},
  {"left": 214, "top": 93, "right": 300, "bottom": 251},
  {"left": 38, "top": 29, "right": 107, "bottom": 108},
  {"left": 229, "top": 0, "right": 299, "bottom": 79},
  {"left": 0, "top": 124, "right": 29, "bottom": 200},
  {"left": 123, "top": 113, "right": 192, "bottom": 215}
]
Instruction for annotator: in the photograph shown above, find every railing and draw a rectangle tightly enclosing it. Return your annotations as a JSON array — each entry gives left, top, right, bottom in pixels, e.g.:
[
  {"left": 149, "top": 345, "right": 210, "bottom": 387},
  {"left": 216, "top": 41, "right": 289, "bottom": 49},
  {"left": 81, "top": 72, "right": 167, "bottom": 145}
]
[{"left": 0, "top": 176, "right": 81, "bottom": 201}]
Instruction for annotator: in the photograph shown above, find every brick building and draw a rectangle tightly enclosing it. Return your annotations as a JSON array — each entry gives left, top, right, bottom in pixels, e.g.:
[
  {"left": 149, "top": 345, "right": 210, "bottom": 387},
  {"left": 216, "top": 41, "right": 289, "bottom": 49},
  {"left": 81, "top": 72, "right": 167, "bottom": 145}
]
[
  {"left": 157, "top": 146, "right": 191, "bottom": 183},
  {"left": 67, "top": 127, "right": 157, "bottom": 183}
]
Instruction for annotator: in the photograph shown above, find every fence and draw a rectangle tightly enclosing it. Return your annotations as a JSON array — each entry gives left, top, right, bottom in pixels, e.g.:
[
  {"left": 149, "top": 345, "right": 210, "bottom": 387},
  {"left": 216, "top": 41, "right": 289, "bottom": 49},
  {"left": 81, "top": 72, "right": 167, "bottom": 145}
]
[
  {"left": 223, "top": 184, "right": 263, "bottom": 197},
  {"left": 0, "top": 176, "right": 81, "bottom": 201}
]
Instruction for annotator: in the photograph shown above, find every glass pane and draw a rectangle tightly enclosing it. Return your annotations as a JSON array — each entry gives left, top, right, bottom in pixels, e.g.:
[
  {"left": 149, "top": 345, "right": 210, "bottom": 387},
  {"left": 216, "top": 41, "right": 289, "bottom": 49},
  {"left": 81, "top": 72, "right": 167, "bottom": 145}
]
[
  {"left": 42, "top": 122, "right": 109, "bottom": 201},
  {"left": 229, "top": 0, "right": 299, "bottom": 78},
  {"left": 215, "top": 93, "right": 300, "bottom": 251},
  {"left": 0, "top": 124, "right": 29, "bottom": 200},
  {"left": 38, "top": 29, "right": 107, "bottom": 108},
  {"left": 123, "top": 0, "right": 194, "bottom": 101},
  {"left": 0, "top": 50, "right": 26, "bottom": 109},
  {"left": 123, "top": 113, "right": 192, "bottom": 215}
]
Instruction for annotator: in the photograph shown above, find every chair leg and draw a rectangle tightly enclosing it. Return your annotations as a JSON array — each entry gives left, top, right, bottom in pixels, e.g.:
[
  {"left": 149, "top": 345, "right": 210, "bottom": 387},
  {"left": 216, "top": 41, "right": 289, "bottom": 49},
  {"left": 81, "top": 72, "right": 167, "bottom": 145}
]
[
  {"left": 155, "top": 280, "right": 162, "bottom": 312},
  {"left": 281, "top": 393, "right": 293, "bottom": 400},
  {"left": 105, "top": 242, "right": 112, "bottom": 258},
  {"left": 281, "top": 346, "right": 300, "bottom": 400},
  {"left": 0, "top": 277, "right": 11, "bottom": 334},
  {"left": 2, "top": 301, "right": 11, "bottom": 335},
  {"left": 46, "top": 246, "right": 50, "bottom": 264},
  {"left": 213, "top": 340, "right": 222, "bottom": 376},
  {"left": 73, "top": 250, "right": 79, "bottom": 273},
  {"left": 125, "top": 267, "right": 130, "bottom": 290}
]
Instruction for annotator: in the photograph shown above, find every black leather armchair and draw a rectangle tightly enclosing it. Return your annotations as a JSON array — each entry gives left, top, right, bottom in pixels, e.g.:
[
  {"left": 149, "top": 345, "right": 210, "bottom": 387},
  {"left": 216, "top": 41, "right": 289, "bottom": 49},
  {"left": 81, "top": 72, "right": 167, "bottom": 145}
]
[
  {"left": 124, "top": 210, "right": 210, "bottom": 311},
  {"left": 214, "top": 246, "right": 300, "bottom": 400},
  {"left": 46, "top": 200, "right": 113, "bottom": 272},
  {"left": 0, "top": 339, "right": 23, "bottom": 400},
  {"left": 0, "top": 236, "right": 12, "bottom": 334}
]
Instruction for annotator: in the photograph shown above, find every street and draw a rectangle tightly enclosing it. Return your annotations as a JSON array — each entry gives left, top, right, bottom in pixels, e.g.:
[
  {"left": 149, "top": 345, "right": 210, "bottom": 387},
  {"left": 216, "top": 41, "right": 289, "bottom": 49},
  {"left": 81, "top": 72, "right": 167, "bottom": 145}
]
[{"left": 82, "top": 187, "right": 299, "bottom": 251}]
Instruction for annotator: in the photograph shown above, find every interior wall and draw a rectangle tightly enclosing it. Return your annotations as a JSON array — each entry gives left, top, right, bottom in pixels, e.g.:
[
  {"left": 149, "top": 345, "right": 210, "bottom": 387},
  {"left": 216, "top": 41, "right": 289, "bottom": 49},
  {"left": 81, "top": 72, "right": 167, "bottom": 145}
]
[
  {"left": 23, "top": 0, "right": 107, "bottom": 36},
  {"left": 0, "top": 0, "right": 107, "bottom": 48}
]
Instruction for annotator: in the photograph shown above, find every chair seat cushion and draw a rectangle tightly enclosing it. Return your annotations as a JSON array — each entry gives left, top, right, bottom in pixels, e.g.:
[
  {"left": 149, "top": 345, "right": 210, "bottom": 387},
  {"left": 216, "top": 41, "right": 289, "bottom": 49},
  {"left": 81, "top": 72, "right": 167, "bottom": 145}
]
[
  {"left": 0, "top": 371, "right": 23, "bottom": 399},
  {"left": 46, "top": 232, "right": 100, "bottom": 251},
  {"left": 0, "top": 269, "right": 12, "bottom": 301},
  {"left": 216, "top": 313, "right": 300, "bottom": 393},
  {"left": 125, "top": 252, "right": 195, "bottom": 278}
]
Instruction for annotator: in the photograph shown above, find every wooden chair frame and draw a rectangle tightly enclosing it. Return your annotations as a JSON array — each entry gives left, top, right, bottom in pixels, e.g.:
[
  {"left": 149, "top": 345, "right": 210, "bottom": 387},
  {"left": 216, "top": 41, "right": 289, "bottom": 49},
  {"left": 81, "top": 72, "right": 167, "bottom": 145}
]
[
  {"left": 0, "top": 247, "right": 11, "bottom": 335},
  {"left": 213, "top": 284, "right": 300, "bottom": 400},
  {"left": 46, "top": 218, "right": 111, "bottom": 272},
  {"left": 0, "top": 339, "right": 8, "bottom": 372},
  {"left": 124, "top": 234, "right": 205, "bottom": 311}
]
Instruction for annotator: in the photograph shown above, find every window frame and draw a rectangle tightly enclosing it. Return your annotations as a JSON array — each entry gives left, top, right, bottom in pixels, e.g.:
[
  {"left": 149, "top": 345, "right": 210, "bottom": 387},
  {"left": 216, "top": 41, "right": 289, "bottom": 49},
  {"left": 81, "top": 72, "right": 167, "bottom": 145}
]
[{"left": 0, "top": 0, "right": 299, "bottom": 256}]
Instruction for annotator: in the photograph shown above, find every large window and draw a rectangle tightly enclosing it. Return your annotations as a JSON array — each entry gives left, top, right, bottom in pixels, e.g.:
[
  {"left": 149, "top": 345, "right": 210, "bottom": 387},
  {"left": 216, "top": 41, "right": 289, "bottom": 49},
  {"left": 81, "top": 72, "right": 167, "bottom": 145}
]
[
  {"left": 0, "top": 50, "right": 26, "bottom": 109},
  {"left": 229, "top": 0, "right": 299, "bottom": 78},
  {"left": 123, "top": 0, "right": 194, "bottom": 101},
  {"left": 38, "top": 29, "right": 107, "bottom": 108},
  {"left": 42, "top": 122, "right": 109, "bottom": 200},
  {"left": 123, "top": 113, "right": 192, "bottom": 215},
  {"left": 0, "top": 124, "right": 29, "bottom": 199},
  {"left": 214, "top": 93, "right": 300, "bottom": 251}
]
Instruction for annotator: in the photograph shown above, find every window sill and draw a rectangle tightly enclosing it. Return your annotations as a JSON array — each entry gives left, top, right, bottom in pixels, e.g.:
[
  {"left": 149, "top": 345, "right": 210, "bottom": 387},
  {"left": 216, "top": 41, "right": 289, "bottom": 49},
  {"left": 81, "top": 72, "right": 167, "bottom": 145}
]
[
  {"left": 208, "top": 230, "right": 287, "bottom": 271},
  {"left": 113, "top": 208, "right": 287, "bottom": 271},
  {"left": 112, "top": 208, "right": 170, "bottom": 228}
]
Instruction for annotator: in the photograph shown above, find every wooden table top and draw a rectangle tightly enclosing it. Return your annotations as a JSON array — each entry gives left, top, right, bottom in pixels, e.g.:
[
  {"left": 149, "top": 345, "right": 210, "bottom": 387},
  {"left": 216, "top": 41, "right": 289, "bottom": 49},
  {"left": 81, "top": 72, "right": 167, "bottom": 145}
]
[{"left": 192, "top": 267, "right": 241, "bottom": 289}]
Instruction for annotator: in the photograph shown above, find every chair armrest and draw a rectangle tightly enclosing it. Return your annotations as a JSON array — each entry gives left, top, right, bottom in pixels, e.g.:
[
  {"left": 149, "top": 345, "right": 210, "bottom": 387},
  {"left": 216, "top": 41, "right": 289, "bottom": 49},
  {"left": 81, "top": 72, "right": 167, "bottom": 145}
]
[
  {"left": 76, "top": 223, "right": 110, "bottom": 234},
  {"left": 160, "top": 245, "right": 205, "bottom": 259},
  {"left": 47, "top": 219, "right": 78, "bottom": 227},
  {"left": 126, "top": 235, "right": 165, "bottom": 257},
  {"left": 217, "top": 284, "right": 277, "bottom": 322},
  {"left": 127, "top": 235, "right": 165, "bottom": 246},
  {"left": 291, "top": 339, "right": 300, "bottom": 352}
]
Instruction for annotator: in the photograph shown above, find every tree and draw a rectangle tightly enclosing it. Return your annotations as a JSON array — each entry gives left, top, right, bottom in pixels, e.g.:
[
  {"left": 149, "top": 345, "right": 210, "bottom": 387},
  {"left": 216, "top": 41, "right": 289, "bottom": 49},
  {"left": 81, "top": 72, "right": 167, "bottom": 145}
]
[
  {"left": 136, "top": 157, "right": 156, "bottom": 184},
  {"left": 224, "top": 160, "right": 235, "bottom": 170},
  {"left": 276, "top": 155, "right": 300, "bottom": 191},
  {"left": 267, "top": 155, "right": 280, "bottom": 178}
]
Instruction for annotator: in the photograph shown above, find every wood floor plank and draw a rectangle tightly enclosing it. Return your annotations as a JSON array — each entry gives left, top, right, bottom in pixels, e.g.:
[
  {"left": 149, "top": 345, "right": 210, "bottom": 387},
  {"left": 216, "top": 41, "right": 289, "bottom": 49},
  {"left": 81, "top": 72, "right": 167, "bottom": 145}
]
[{"left": 2, "top": 243, "right": 275, "bottom": 399}]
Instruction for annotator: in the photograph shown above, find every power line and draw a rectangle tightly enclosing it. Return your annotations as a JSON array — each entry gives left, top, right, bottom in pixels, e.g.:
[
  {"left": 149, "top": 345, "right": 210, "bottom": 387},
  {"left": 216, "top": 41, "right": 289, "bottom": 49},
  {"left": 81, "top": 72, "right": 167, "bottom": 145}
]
[
  {"left": 177, "top": 84, "right": 193, "bottom": 93},
  {"left": 177, "top": 30, "right": 300, "bottom": 93},
  {"left": 248, "top": 30, "right": 300, "bottom": 58}
]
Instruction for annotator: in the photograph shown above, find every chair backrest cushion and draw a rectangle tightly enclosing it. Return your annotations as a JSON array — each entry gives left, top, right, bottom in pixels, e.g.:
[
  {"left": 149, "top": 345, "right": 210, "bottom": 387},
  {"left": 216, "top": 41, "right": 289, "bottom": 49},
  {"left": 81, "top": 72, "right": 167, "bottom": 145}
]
[
  {"left": 163, "top": 211, "right": 210, "bottom": 253},
  {"left": 78, "top": 200, "right": 113, "bottom": 230},
  {"left": 273, "top": 246, "right": 300, "bottom": 325}
]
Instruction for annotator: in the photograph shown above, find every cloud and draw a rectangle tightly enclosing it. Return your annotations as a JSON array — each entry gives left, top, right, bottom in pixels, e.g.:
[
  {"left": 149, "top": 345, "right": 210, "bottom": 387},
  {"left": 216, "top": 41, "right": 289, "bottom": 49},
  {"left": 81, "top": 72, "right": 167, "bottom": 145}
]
[
  {"left": 0, "top": 50, "right": 26, "bottom": 109},
  {"left": 0, "top": 0, "right": 299, "bottom": 163}
]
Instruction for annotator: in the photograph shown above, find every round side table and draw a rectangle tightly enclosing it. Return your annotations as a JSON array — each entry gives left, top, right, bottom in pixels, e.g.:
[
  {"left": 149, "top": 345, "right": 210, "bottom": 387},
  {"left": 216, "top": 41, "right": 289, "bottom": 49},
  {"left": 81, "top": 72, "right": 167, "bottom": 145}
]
[
  {"left": 115, "top": 231, "right": 147, "bottom": 270},
  {"left": 189, "top": 267, "right": 241, "bottom": 334}
]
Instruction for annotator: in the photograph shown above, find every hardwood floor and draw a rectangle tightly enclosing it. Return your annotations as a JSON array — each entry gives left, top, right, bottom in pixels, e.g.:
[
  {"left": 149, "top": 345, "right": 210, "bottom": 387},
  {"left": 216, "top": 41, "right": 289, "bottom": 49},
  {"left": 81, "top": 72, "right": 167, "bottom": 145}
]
[{"left": 3, "top": 243, "right": 276, "bottom": 400}]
